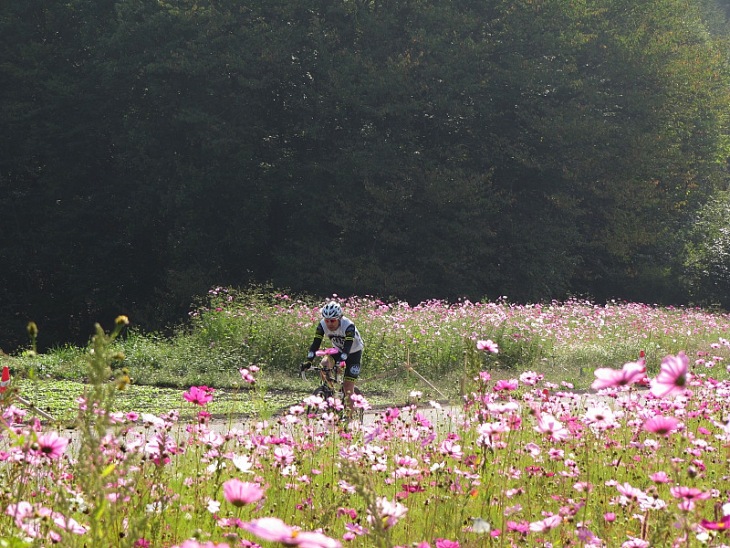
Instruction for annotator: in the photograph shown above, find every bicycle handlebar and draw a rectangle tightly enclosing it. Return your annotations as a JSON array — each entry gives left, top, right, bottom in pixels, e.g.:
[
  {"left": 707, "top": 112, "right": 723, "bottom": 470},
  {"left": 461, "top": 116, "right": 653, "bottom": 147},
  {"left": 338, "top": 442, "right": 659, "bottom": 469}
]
[{"left": 299, "top": 362, "right": 345, "bottom": 381}]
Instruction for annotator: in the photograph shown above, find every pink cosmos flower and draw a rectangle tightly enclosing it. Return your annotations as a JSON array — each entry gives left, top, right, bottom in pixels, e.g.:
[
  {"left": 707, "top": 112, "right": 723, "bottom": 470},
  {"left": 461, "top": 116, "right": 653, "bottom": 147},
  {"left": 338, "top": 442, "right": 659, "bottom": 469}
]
[
  {"left": 183, "top": 386, "right": 214, "bottom": 406},
  {"left": 650, "top": 352, "right": 690, "bottom": 398},
  {"left": 438, "top": 439, "right": 463, "bottom": 460},
  {"left": 172, "top": 542, "right": 231, "bottom": 548},
  {"left": 239, "top": 368, "right": 257, "bottom": 384},
  {"left": 670, "top": 486, "right": 711, "bottom": 502},
  {"left": 222, "top": 479, "right": 265, "bottom": 507},
  {"left": 591, "top": 360, "right": 646, "bottom": 390},
  {"left": 343, "top": 522, "right": 367, "bottom": 538},
  {"left": 7, "top": 501, "right": 87, "bottom": 539},
  {"left": 240, "top": 517, "right": 341, "bottom": 547},
  {"left": 649, "top": 471, "right": 671, "bottom": 484},
  {"left": 435, "top": 539, "right": 460, "bottom": 548},
  {"left": 671, "top": 485, "right": 711, "bottom": 511},
  {"left": 621, "top": 538, "right": 649, "bottom": 548},
  {"left": 534, "top": 413, "right": 570, "bottom": 442},
  {"left": 583, "top": 406, "right": 618, "bottom": 430},
  {"left": 36, "top": 432, "right": 69, "bottom": 459},
  {"left": 616, "top": 482, "right": 648, "bottom": 505},
  {"left": 477, "top": 339, "right": 499, "bottom": 353},
  {"left": 519, "top": 371, "right": 543, "bottom": 385},
  {"left": 529, "top": 514, "right": 562, "bottom": 532},
  {"left": 369, "top": 497, "right": 408, "bottom": 530},
  {"left": 643, "top": 416, "right": 680, "bottom": 436},
  {"left": 493, "top": 379, "right": 518, "bottom": 391}
]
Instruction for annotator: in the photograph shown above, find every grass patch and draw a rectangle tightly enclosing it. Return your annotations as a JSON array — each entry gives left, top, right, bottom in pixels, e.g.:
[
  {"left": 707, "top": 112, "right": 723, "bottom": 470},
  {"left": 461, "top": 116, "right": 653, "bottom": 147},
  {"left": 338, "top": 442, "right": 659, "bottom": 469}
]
[{"left": 4, "top": 290, "right": 730, "bottom": 424}]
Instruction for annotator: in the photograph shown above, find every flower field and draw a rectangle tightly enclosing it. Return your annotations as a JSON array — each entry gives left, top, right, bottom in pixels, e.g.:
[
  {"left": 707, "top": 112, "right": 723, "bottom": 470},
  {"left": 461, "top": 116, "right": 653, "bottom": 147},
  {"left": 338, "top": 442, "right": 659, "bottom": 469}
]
[{"left": 3, "top": 296, "right": 730, "bottom": 546}]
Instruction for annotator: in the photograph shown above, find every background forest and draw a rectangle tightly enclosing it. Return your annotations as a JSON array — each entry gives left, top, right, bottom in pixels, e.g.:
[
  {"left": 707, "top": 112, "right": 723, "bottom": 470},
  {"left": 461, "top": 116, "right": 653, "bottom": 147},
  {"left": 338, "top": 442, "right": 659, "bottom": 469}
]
[{"left": 4, "top": 0, "right": 730, "bottom": 352}]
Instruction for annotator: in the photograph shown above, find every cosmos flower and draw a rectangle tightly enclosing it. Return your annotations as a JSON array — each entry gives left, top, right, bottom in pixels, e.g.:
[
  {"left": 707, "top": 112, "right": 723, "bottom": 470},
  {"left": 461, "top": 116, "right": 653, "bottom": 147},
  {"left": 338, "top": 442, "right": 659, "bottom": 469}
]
[
  {"left": 643, "top": 416, "right": 680, "bottom": 436},
  {"left": 621, "top": 538, "right": 649, "bottom": 548},
  {"left": 529, "top": 514, "right": 561, "bottom": 532},
  {"left": 240, "top": 517, "right": 341, "bottom": 547},
  {"left": 476, "top": 339, "right": 499, "bottom": 353},
  {"left": 670, "top": 486, "right": 711, "bottom": 502},
  {"left": 36, "top": 432, "right": 69, "bottom": 460},
  {"left": 615, "top": 483, "right": 649, "bottom": 505},
  {"left": 171, "top": 541, "right": 230, "bottom": 548},
  {"left": 231, "top": 454, "right": 255, "bottom": 474},
  {"left": 6, "top": 501, "right": 87, "bottom": 540},
  {"left": 650, "top": 353, "right": 690, "bottom": 398},
  {"left": 649, "top": 471, "right": 671, "bottom": 484},
  {"left": 369, "top": 497, "right": 409, "bottom": 530},
  {"left": 222, "top": 479, "right": 265, "bottom": 507},
  {"left": 583, "top": 406, "right": 618, "bottom": 430},
  {"left": 493, "top": 379, "right": 518, "bottom": 391},
  {"left": 591, "top": 360, "right": 646, "bottom": 390},
  {"left": 534, "top": 413, "right": 570, "bottom": 442},
  {"left": 700, "top": 514, "right": 730, "bottom": 531},
  {"left": 435, "top": 539, "right": 460, "bottom": 548},
  {"left": 239, "top": 367, "right": 257, "bottom": 384},
  {"left": 183, "top": 386, "right": 214, "bottom": 406}
]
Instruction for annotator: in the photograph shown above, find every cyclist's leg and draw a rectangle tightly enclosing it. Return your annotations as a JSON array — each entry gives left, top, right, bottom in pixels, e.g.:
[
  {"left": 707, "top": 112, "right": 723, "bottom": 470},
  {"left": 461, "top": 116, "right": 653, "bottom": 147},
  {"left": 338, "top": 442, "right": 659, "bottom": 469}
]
[{"left": 342, "top": 351, "right": 362, "bottom": 418}]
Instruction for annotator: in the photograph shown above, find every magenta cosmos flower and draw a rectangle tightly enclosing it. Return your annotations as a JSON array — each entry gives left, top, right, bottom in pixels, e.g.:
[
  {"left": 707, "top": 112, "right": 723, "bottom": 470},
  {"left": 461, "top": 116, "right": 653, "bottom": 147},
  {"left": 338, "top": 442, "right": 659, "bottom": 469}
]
[
  {"left": 435, "top": 539, "right": 460, "bottom": 548},
  {"left": 223, "top": 479, "right": 265, "bottom": 507},
  {"left": 643, "top": 415, "right": 680, "bottom": 436},
  {"left": 700, "top": 514, "right": 730, "bottom": 531},
  {"left": 591, "top": 359, "right": 646, "bottom": 390},
  {"left": 650, "top": 352, "right": 690, "bottom": 398},
  {"left": 183, "top": 386, "right": 214, "bottom": 406}
]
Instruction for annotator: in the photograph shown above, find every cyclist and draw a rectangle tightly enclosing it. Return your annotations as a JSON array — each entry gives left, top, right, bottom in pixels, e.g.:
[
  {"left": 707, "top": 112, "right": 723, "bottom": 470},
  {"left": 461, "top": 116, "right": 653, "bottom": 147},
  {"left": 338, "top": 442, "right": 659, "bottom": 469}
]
[{"left": 302, "top": 301, "right": 364, "bottom": 418}]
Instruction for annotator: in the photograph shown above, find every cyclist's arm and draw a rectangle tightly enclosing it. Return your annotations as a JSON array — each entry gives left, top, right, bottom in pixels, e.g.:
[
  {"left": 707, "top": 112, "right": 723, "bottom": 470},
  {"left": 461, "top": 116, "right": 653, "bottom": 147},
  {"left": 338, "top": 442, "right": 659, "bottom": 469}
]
[
  {"left": 307, "top": 323, "right": 325, "bottom": 359},
  {"left": 340, "top": 324, "right": 356, "bottom": 357}
]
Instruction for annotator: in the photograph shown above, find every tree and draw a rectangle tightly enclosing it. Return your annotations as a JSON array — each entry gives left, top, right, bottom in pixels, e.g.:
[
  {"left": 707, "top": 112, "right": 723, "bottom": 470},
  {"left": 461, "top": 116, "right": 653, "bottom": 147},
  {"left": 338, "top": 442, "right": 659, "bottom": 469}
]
[{"left": 683, "top": 192, "right": 730, "bottom": 308}]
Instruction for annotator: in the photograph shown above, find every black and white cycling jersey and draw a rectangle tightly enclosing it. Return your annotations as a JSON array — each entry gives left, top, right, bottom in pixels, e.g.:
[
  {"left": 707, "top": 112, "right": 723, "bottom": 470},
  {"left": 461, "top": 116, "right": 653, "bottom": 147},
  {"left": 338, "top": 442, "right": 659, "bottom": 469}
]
[{"left": 309, "top": 316, "right": 364, "bottom": 355}]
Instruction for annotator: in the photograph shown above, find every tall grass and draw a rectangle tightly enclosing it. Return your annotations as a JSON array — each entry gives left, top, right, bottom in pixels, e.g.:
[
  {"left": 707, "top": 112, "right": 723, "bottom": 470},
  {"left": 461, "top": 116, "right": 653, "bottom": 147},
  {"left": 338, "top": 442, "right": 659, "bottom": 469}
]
[{"left": 8, "top": 288, "right": 730, "bottom": 395}]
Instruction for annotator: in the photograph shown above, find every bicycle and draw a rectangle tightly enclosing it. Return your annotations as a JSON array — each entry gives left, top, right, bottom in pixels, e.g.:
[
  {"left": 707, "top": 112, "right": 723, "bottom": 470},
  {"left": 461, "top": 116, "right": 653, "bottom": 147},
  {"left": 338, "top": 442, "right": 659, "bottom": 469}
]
[{"left": 300, "top": 348, "right": 365, "bottom": 423}]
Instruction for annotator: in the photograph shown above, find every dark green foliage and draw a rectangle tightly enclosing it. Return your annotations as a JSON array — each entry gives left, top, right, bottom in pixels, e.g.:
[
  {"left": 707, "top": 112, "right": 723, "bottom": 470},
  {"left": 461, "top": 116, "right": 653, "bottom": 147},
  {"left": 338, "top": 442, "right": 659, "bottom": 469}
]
[
  {"left": 1, "top": 0, "right": 730, "bottom": 350},
  {"left": 683, "top": 192, "right": 730, "bottom": 308}
]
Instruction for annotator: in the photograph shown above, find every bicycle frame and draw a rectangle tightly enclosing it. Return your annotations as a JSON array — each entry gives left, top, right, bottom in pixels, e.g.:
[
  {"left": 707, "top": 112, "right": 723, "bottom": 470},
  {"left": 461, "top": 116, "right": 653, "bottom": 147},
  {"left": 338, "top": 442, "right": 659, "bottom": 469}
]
[
  {"left": 301, "top": 352, "right": 364, "bottom": 422},
  {"left": 302, "top": 355, "right": 343, "bottom": 398}
]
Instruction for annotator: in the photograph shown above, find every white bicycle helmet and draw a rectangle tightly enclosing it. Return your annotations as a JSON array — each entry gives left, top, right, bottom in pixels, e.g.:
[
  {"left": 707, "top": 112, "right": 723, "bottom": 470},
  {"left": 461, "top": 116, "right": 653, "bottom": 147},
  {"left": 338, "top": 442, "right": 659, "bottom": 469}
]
[{"left": 321, "top": 301, "right": 343, "bottom": 319}]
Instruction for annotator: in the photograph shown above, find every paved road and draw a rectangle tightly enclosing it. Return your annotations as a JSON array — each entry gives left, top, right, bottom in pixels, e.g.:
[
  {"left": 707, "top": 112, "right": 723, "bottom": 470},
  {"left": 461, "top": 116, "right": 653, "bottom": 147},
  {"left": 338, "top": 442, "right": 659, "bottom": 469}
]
[{"left": 49, "top": 389, "right": 641, "bottom": 455}]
